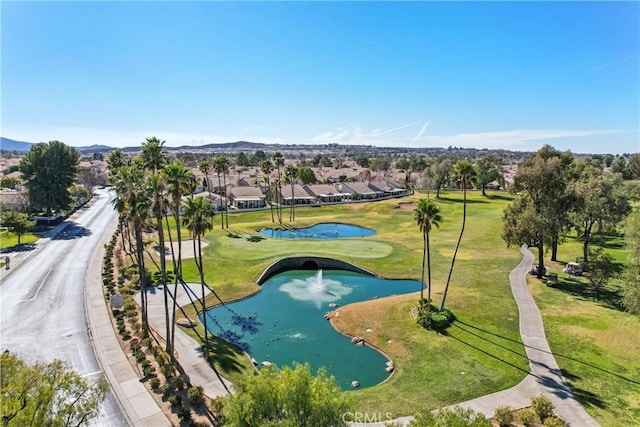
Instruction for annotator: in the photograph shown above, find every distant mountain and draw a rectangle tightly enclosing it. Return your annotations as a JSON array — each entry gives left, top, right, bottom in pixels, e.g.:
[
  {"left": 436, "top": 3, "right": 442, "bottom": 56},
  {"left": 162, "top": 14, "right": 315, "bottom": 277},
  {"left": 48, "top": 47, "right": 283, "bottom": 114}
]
[
  {"left": 75, "top": 144, "right": 114, "bottom": 153},
  {"left": 0, "top": 137, "right": 33, "bottom": 152}
]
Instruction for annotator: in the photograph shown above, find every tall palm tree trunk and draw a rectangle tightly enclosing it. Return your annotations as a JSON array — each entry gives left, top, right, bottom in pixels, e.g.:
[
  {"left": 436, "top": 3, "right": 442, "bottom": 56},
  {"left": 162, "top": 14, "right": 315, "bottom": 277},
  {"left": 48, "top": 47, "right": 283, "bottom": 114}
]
[
  {"left": 426, "top": 233, "right": 432, "bottom": 303},
  {"left": 440, "top": 186, "right": 467, "bottom": 312},
  {"left": 156, "top": 216, "right": 171, "bottom": 356},
  {"left": 420, "top": 234, "right": 426, "bottom": 302},
  {"left": 222, "top": 170, "right": 229, "bottom": 229},
  {"left": 134, "top": 223, "right": 148, "bottom": 333},
  {"left": 194, "top": 236, "right": 210, "bottom": 362}
]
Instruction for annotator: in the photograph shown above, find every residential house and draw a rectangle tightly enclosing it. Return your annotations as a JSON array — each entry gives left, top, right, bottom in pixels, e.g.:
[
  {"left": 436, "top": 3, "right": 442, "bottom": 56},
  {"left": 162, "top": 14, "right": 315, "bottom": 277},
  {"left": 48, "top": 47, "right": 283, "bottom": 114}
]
[
  {"left": 303, "top": 184, "right": 350, "bottom": 203},
  {"left": 229, "top": 186, "right": 266, "bottom": 209},
  {"left": 339, "top": 182, "right": 378, "bottom": 200}
]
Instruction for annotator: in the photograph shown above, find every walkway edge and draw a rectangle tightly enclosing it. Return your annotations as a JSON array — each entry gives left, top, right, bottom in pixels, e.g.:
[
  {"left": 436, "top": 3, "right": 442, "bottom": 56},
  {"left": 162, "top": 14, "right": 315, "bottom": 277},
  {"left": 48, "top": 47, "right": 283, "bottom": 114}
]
[{"left": 85, "top": 214, "right": 171, "bottom": 427}]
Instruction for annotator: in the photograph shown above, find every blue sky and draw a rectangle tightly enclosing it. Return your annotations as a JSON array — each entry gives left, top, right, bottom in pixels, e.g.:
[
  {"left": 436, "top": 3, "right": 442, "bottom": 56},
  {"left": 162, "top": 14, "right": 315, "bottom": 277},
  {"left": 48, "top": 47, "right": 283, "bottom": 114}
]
[{"left": 1, "top": 1, "right": 638, "bottom": 154}]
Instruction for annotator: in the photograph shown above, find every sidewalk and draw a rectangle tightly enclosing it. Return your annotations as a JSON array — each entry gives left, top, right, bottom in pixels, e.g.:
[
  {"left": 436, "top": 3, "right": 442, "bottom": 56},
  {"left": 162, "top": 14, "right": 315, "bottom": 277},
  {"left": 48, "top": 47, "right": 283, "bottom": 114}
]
[
  {"left": 85, "top": 215, "right": 171, "bottom": 427},
  {"left": 139, "top": 284, "right": 233, "bottom": 398}
]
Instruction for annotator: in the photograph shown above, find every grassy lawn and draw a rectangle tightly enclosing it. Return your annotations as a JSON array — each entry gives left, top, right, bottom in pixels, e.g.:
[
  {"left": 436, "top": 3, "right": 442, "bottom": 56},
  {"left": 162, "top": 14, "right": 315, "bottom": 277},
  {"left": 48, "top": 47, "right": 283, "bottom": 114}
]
[
  {"left": 528, "top": 238, "right": 640, "bottom": 426},
  {"left": 0, "top": 231, "right": 38, "bottom": 249},
  {"left": 159, "top": 190, "right": 639, "bottom": 420}
]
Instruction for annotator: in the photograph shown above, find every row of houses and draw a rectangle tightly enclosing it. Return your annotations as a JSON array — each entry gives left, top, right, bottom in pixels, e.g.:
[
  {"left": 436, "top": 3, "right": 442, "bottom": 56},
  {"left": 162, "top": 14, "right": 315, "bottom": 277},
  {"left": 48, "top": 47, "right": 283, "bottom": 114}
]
[{"left": 203, "top": 179, "right": 411, "bottom": 211}]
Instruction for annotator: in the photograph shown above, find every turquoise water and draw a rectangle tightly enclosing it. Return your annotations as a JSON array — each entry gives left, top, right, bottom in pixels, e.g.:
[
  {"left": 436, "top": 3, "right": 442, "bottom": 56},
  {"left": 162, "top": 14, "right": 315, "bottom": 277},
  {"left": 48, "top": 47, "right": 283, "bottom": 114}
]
[
  {"left": 200, "top": 270, "right": 420, "bottom": 389},
  {"left": 258, "top": 223, "right": 376, "bottom": 239}
]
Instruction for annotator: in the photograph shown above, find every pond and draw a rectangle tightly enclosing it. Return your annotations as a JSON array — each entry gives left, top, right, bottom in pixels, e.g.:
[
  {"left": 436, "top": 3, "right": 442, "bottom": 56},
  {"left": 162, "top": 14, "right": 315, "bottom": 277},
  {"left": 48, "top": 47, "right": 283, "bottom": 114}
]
[
  {"left": 200, "top": 269, "right": 420, "bottom": 389},
  {"left": 258, "top": 223, "right": 376, "bottom": 239}
]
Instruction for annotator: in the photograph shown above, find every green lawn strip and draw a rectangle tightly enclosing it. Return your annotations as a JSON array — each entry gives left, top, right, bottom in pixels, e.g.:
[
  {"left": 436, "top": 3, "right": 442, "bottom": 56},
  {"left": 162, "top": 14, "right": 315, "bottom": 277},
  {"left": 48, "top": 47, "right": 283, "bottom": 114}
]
[
  {"left": 529, "top": 243, "right": 640, "bottom": 426},
  {"left": 0, "top": 231, "right": 38, "bottom": 249}
]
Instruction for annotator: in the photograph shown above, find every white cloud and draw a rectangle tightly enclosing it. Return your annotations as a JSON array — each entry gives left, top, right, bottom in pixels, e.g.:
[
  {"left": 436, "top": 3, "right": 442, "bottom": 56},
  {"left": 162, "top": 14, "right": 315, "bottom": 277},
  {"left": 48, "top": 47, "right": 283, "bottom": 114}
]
[
  {"left": 411, "top": 120, "right": 431, "bottom": 144},
  {"left": 422, "top": 129, "right": 620, "bottom": 149}
]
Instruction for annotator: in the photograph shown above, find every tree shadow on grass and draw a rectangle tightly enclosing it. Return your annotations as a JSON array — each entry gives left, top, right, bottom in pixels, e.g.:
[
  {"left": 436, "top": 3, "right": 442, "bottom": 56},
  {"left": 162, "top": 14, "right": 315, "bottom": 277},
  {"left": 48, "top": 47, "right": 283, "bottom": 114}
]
[
  {"left": 532, "top": 360, "right": 607, "bottom": 409},
  {"left": 485, "top": 193, "right": 514, "bottom": 202},
  {"left": 546, "top": 276, "right": 623, "bottom": 311},
  {"left": 436, "top": 196, "right": 489, "bottom": 204},
  {"left": 0, "top": 243, "right": 36, "bottom": 253},
  {"left": 456, "top": 320, "right": 640, "bottom": 386}
]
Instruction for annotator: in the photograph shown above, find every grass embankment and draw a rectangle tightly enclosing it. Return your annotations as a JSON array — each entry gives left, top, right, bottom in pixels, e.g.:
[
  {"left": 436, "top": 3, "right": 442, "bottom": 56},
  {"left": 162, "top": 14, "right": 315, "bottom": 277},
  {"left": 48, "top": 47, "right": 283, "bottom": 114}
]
[
  {"left": 528, "top": 236, "right": 640, "bottom": 426},
  {"left": 0, "top": 231, "right": 38, "bottom": 250},
  {"left": 169, "top": 191, "right": 530, "bottom": 416}
]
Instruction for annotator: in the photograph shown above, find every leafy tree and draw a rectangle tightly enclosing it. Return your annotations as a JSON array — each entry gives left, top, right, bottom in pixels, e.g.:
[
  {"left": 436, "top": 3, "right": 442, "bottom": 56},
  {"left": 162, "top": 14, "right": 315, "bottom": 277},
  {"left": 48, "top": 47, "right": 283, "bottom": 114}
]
[
  {"left": 440, "top": 160, "right": 475, "bottom": 312},
  {"left": 236, "top": 152, "right": 249, "bottom": 167},
  {"left": 0, "top": 176, "right": 20, "bottom": 189},
  {"left": 370, "top": 156, "right": 390, "bottom": 172},
  {"left": 410, "top": 406, "right": 491, "bottom": 427},
  {"left": 586, "top": 247, "right": 615, "bottom": 301},
  {"left": 253, "top": 149, "right": 267, "bottom": 165},
  {"left": 1, "top": 352, "right": 108, "bottom": 426},
  {"left": 395, "top": 158, "right": 410, "bottom": 170},
  {"left": 603, "top": 153, "right": 614, "bottom": 168},
  {"left": 0, "top": 211, "right": 36, "bottom": 245},
  {"left": 223, "top": 363, "right": 351, "bottom": 427},
  {"left": 509, "top": 148, "right": 568, "bottom": 276},
  {"left": 19, "top": 141, "right": 80, "bottom": 215},
  {"left": 474, "top": 157, "right": 502, "bottom": 196},
  {"left": 571, "top": 167, "right": 631, "bottom": 263},
  {"left": 298, "top": 166, "right": 317, "bottom": 185},
  {"left": 354, "top": 155, "right": 370, "bottom": 168},
  {"left": 414, "top": 199, "right": 442, "bottom": 303},
  {"left": 432, "top": 158, "right": 453, "bottom": 198},
  {"left": 628, "top": 153, "right": 640, "bottom": 179},
  {"left": 611, "top": 156, "right": 632, "bottom": 179},
  {"left": 621, "top": 209, "right": 640, "bottom": 315}
]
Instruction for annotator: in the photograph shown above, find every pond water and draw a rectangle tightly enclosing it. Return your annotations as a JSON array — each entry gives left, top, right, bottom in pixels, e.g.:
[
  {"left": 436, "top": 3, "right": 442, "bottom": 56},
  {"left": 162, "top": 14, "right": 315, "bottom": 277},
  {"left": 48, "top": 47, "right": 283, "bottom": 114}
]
[
  {"left": 200, "top": 269, "right": 420, "bottom": 389},
  {"left": 258, "top": 223, "right": 376, "bottom": 239}
]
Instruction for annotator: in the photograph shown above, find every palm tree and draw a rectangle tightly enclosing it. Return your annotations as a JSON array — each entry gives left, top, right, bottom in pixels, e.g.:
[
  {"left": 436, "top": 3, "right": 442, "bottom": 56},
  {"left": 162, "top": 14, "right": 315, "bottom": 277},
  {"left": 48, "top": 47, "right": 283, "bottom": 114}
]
[
  {"left": 261, "top": 160, "right": 275, "bottom": 223},
  {"left": 272, "top": 151, "right": 284, "bottom": 224},
  {"left": 414, "top": 199, "right": 442, "bottom": 303},
  {"left": 199, "top": 159, "right": 212, "bottom": 197},
  {"left": 146, "top": 173, "right": 172, "bottom": 355},
  {"left": 220, "top": 156, "right": 230, "bottom": 229},
  {"left": 141, "top": 137, "right": 168, "bottom": 173},
  {"left": 212, "top": 156, "right": 226, "bottom": 229},
  {"left": 113, "top": 165, "right": 151, "bottom": 333},
  {"left": 163, "top": 161, "right": 196, "bottom": 361},
  {"left": 182, "top": 196, "right": 216, "bottom": 362},
  {"left": 285, "top": 164, "right": 299, "bottom": 222},
  {"left": 440, "top": 160, "right": 476, "bottom": 312}
]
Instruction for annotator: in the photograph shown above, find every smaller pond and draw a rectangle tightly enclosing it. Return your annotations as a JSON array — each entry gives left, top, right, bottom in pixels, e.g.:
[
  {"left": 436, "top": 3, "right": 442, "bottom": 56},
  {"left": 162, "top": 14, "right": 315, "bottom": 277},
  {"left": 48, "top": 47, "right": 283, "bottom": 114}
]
[
  {"left": 259, "top": 223, "right": 376, "bottom": 239},
  {"left": 201, "top": 269, "right": 420, "bottom": 389}
]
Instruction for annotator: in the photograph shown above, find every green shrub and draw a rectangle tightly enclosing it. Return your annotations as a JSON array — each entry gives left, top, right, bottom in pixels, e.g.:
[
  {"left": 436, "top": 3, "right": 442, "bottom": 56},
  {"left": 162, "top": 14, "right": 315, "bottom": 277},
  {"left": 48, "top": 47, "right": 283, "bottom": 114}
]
[
  {"left": 149, "top": 377, "right": 160, "bottom": 391},
  {"left": 531, "top": 395, "right": 554, "bottom": 421},
  {"left": 518, "top": 408, "right": 537, "bottom": 426},
  {"left": 142, "top": 365, "right": 156, "bottom": 377},
  {"left": 159, "top": 383, "right": 172, "bottom": 397},
  {"left": 543, "top": 415, "right": 568, "bottom": 427},
  {"left": 172, "top": 375, "right": 187, "bottom": 390},
  {"left": 188, "top": 386, "right": 204, "bottom": 405},
  {"left": 493, "top": 405, "right": 514, "bottom": 426},
  {"left": 410, "top": 406, "right": 491, "bottom": 426},
  {"left": 168, "top": 394, "right": 182, "bottom": 408},
  {"left": 176, "top": 406, "right": 191, "bottom": 422}
]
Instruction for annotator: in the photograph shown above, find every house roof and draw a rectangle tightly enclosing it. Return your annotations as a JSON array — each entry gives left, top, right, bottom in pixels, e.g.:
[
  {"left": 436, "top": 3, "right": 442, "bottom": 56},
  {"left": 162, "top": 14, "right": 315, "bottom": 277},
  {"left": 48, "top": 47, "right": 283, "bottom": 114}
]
[
  {"left": 304, "top": 184, "right": 340, "bottom": 196},
  {"left": 230, "top": 186, "right": 265, "bottom": 199},
  {"left": 280, "top": 184, "right": 315, "bottom": 199},
  {"left": 342, "top": 182, "right": 376, "bottom": 195}
]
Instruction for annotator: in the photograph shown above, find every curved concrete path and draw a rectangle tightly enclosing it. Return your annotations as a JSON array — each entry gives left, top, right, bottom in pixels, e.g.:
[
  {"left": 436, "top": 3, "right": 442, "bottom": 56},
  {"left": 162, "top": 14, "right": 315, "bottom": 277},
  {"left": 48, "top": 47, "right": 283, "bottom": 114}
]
[{"left": 354, "top": 246, "right": 599, "bottom": 426}]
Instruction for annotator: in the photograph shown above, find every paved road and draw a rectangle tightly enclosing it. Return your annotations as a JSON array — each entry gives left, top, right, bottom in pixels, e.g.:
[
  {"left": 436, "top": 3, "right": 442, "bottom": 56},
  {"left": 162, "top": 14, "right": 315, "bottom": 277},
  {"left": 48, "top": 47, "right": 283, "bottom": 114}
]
[{"left": 0, "top": 189, "right": 127, "bottom": 426}]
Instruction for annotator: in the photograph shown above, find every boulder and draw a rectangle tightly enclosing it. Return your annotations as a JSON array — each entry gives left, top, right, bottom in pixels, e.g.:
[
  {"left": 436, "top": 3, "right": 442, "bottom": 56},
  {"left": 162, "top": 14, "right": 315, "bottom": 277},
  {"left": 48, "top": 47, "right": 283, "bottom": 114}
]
[{"left": 176, "top": 318, "right": 197, "bottom": 328}]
